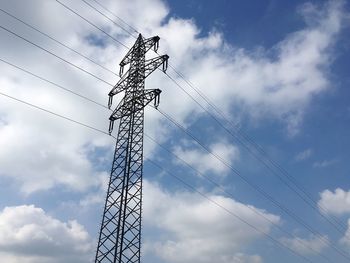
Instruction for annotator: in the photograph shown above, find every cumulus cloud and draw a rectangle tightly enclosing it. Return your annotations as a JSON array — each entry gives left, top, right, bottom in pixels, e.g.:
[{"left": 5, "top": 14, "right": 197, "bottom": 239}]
[
  {"left": 0, "top": 205, "right": 93, "bottom": 263},
  {"left": 142, "top": 181, "right": 279, "bottom": 263},
  {"left": 0, "top": 0, "right": 123, "bottom": 194},
  {"left": 156, "top": 0, "right": 348, "bottom": 136},
  {"left": 172, "top": 140, "right": 239, "bottom": 176},
  {"left": 0, "top": 1, "right": 349, "bottom": 262},
  {"left": 280, "top": 235, "right": 329, "bottom": 255},
  {"left": 0, "top": 120, "right": 109, "bottom": 193},
  {"left": 318, "top": 188, "right": 350, "bottom": 215},
  {"left": 0, "top": 0, "right": 348, "bottom": 194}
]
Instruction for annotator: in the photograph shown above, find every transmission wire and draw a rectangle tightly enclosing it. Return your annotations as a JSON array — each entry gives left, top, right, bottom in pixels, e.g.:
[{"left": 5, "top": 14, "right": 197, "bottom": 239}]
[
  {"left": 167, "top": 64, "right": 349, "bottom": 232},
  {"left": 6, "top": 1, "right": 348, "bottom": 257},
  {"left": 0, "top": 91, "right": 113, "bottom": 138},
  {"left": 0, "top": 7, "right": 118, "bottom": 76},
  {"left": 147, "top": 159, "right": 315, "bottom": 263},
  {"left": 164, "top": 71, "right": 349, "bottom": 236},
  {"left": 90, "top": 0, "right": 139, "bottom": 34},
  {"left": 0, "top": 57, "right": 109, "bottom": 110},
  {"left": 144, "top": 133, "right": 333, "bottom": 262},
  {"left": 55, "top": 0, "right": 129, "bottom": 49},
  {"left": 47, "top": 0, "right": 348, "bottom": 255},
  {"left": 154, "top": 106, "right": 350, "bottom": 261},
  {"left": 80, "top": 0, "right": 138, "bottom": 39},
  {"left": 0, "top": 90, "right": 320, "bottom": 262},
  {"left": 0, "top": 24, "right": 115, "bottom": 87},
  {"left": 0, "top": 55, "right": 335, "bottom": 261},
  {"left": 80, "top": 0, "right": 349, "bottom": 234}
]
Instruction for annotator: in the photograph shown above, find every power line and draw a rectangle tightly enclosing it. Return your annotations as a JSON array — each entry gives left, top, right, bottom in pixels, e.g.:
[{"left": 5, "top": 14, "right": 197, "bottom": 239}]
[
  {"left": 147, "top": 159, "right": 315, "bottom": 263},
  {"left": 163, "top": 70, "right": 349, "bottom": 236},
  {"left": 154, "top": 106, "right": 350, "bottom": 261},
  {"left": 74, "top": 0, "right": 347, "bottom": 234},
  {"left": 0, "top": 50, "right": 336, "bottom": 261},
  {"left": 55, "top": 0, "right": 129, "bottom": 49},
  {"left": 0, "top": 89, "right": 318, "bottom": 262},
  {"left": 90, "top": 0, "right": 139, "bottom": 35},
  {"left": 144, "top": 133, "right": 332, "bottom": 262},
  {"left": 64, "top": 0, "right": 346, "bottom": 235},
  {"left": 0, "top": 57, "right": 109, "bottom": 110},
  {"left": 237, "top": 127, "right": 349, "bottom": 230},
  {"left": 80, "top": 0, "right": 138, "bottom": 39},
  {"left": 15, "top": 1, "right": 348, "bottom": 256},
  {"left": 168, "top": 64, "right": 349, "bottom": 232},
  {"left": 0, "top": 91, "right": 113, "bottom": 138},
  {"left": 0, "top": 24, "right": 115, "bottom": 87},
  {"left": 0, "top": 53, "right": 335, "bottom": 260},
  {"left": 6, "top": 0, "right": 347, "bottom": 257},
  {"left": 0, "top": 7, "right": 118, "bottom": 77},
  {"left": 3, "top": 43, "right": 346, "bottom": 259},
  {"left": 70, "top": 1, "right": 322, "bottom": 228}
]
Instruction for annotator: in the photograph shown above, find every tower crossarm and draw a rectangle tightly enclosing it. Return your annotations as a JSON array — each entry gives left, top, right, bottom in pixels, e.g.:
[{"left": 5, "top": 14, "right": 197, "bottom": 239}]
[
  {"left": 108, "top": 55, "right": 169, "bottom": 108},
  {"left": 108, "top": 89, "right": 161, "bottom": 134},
  {"left": 144, "top": 55, "right": 169, "bottom": 76},
  {"left": 119, "top": 34, "right": 160, "bottom": 72}
]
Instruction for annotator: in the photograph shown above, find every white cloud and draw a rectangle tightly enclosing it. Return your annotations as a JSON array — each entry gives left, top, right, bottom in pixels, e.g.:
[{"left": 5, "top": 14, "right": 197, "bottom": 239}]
[
  {"left": 156, "top": 0, "right": 347, "bottom": 136},
  {"left": 0, "top": 0, "right": 348, "bottom": 262},
  {"left": 0, "top": 205, "right": 93, "bottom": 263},
  {"left": 340, "top": 219, "right": 350, "bottom": 248},
  {"left": 318, "top": 188, "right": 350, "bottom": 215},
  {"left": 0, "top": 0, "right": 347, "bottom": 194},
  {"left": 280, "top": 235, "right": 329, "bottom": 255},
  {"left": 0, "top": 0, "right": 124, "bottom": 194},
  {"left": 295, "top": 148, "right": 313, "bottom": 161},
  {"left": 0, "top": 120, "right": 110, "bottom": 193},
  {"left": 142, "top": 181, "right": 279, "bottom": 263},
  {"left": 172, "top": 141, "right": 239, "bottom": 176}
]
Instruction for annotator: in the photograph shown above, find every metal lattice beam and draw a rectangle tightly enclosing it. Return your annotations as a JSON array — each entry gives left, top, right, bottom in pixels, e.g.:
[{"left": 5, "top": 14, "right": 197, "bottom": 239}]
[{"left": 95, "top": 34, "right": 169, "bottom": 263}]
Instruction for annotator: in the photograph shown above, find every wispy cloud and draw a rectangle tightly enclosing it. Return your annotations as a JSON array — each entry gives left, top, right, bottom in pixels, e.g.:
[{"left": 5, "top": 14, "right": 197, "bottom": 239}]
[
  {"left": 313, "top": 159, "right": 338, "bottom": 168},
  {"left": 280, "top": 235, "right": 329, "bottom": 255},
  {"left": 172, "top": 140, "right": 239, "bottom": 176},
  {"left": 295, "top": 148, "right": 313, "bottom": 161}
]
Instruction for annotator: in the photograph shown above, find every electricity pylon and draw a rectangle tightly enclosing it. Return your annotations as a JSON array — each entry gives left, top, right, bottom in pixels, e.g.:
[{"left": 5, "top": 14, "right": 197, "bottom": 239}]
[{"left": 95, "top": 34, "right": 168, "bottom": 263}]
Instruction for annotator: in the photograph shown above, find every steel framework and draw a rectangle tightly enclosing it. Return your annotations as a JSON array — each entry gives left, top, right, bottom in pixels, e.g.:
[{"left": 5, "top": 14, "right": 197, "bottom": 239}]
[{"left": 95, "top": 34, "right": 168, "bottom": 263}]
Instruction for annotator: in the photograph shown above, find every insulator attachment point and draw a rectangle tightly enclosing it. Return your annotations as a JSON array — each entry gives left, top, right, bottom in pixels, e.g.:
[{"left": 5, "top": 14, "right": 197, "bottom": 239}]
[
  {"left": 154, "top": 90, "right": 161, "bottom": 109},
  {"left": 108, "top": 119, "right": 114, "bottom": 135},
  {"left": 163, "top": 55, "right": 169, "bottom": 72},
  {"left": 119, "top": 65, "right": 124, "bottom": 77},
  {"left": 108, "top": 96, "right": 113, "bottom": 109}
]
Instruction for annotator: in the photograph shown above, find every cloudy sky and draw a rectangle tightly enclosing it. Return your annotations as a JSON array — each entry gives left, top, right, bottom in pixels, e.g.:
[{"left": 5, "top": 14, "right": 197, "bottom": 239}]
[{"left": 0, "top": 0, "right": 350, "bottom": 262}]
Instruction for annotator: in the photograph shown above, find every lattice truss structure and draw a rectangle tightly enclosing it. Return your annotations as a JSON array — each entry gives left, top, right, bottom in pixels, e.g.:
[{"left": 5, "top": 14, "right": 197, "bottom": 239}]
[{"left": 95, "top": 34, "right": 169, "bottom": 263}]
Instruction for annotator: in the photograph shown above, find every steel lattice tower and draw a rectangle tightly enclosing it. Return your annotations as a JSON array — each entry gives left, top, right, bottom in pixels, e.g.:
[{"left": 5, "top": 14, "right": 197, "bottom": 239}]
[{"left": 95, "top": 34, "right": 168, "bottom": 263}]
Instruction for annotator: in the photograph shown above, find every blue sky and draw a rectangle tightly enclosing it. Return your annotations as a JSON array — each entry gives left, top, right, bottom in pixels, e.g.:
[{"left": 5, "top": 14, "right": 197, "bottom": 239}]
[{"left": 0, "top": 0, "right": 350, "bottom": 263}]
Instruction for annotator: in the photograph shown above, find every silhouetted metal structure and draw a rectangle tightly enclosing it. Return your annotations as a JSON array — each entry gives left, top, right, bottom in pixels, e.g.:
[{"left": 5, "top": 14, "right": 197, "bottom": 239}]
[{"left": 95, "top": 34, "right": 168, "bottom": 263}]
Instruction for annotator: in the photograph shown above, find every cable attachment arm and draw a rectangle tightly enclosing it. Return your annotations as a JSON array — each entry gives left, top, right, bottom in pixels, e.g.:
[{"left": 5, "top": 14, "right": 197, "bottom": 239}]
[
  {"left": 144, "top": 55, "right": 169, "bottom": 76},
  {"left": 119, "top": 34, "right": 160, "bottom": 71},
  {"left": 108, "top": 54, "right": 169, "bottom": 108},
  {"left": 108, "top": 89, "right": 161, "bottom": 134}
]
